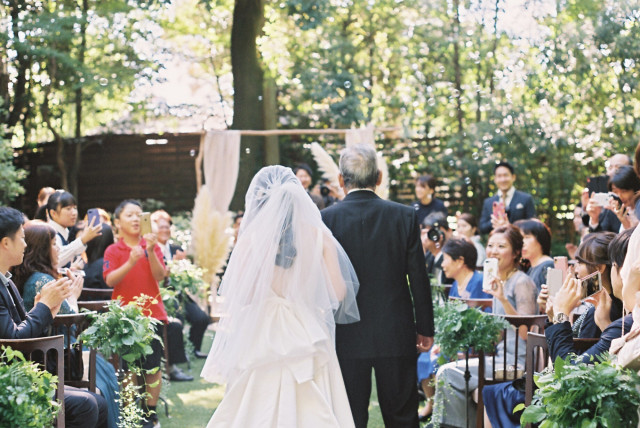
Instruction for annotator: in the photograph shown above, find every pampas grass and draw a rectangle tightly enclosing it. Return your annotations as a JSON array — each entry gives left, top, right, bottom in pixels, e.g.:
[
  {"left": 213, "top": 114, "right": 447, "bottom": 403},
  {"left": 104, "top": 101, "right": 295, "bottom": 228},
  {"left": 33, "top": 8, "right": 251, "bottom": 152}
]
[{"left": 191, "top": 185, "right": 233, "bottom": 298}]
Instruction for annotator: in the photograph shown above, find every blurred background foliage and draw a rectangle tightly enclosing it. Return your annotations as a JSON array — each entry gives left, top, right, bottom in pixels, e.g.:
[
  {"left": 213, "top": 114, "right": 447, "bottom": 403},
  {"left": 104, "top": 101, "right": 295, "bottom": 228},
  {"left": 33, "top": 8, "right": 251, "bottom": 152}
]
[{"left": 2, "top": 0, "right": 640, "bottom": 252}]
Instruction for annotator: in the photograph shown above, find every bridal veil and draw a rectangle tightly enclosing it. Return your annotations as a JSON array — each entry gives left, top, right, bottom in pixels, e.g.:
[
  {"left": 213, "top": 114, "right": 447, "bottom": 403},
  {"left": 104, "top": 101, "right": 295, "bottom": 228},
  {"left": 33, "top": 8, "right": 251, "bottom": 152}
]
[{"left": 201, "top": 165, "right": 360, "bottom": 384}]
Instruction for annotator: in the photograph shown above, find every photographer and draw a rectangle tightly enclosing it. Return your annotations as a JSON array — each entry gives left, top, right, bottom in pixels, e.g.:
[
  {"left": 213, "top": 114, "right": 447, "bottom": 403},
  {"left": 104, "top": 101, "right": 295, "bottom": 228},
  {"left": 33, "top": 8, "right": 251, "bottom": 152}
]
[{"left": 421, "top": 212, "right": 454, "bottom": 285}]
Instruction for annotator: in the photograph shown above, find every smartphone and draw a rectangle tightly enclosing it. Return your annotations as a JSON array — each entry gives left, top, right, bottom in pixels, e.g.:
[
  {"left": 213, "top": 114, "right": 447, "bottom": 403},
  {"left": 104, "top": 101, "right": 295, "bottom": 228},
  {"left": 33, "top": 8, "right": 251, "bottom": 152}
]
[
  {"left": 86, "top": 208, "right": 101, "bottom": 227},
  {"left": 579, "top": 271, "right": 602, "bottom": 300},
  {"left": 482, "top": 258, "right": 499, "bottom": 291},
  {"left": 547, "top": 267, "right": 563, "bottom": 297},
  {"left": 492, "top": 201, "right": 506, "bottom": 218},
  {"left": 591, "top": 192, "right": 610, "bottom": 207},
  {"left": 554, "top": 256, "right": 569, "bottom": 282},
  {"left": 140, "top": 212, "right": 152, "bottom": 236}
]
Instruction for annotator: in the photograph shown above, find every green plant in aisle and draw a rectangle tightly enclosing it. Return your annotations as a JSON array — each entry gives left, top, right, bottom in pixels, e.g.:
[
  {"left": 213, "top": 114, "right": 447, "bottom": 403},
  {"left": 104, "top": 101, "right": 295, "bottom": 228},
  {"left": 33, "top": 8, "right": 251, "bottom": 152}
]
[
  {"left": 433, "top": 300, "right": 509, "bottom": 364},
  {"left": 516, "top": 353, "right": 640, "bottom": 428},
  {"left": 79, "top": 295, "right": 162, "bottom": 427},
  {"left": 0, "top": 346, "right": 60, "bottom": 427}
]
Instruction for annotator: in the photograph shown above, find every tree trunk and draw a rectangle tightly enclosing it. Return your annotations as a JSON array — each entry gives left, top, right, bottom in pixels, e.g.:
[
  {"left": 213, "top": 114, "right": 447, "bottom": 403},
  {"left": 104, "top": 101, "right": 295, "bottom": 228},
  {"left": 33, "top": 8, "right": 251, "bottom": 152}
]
[
  {"left": 229, "top": 0, "right": 266, "bottom": 211},
  {"left": 263, "top": 76, "right": 279, "bottom": 165}
]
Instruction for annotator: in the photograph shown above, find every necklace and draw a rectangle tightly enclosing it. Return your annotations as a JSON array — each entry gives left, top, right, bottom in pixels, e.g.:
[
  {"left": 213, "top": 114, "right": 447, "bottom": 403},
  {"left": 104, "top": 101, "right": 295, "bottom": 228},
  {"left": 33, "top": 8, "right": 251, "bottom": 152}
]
[{"left": 500, "top": 267, "right": 518, "bottom": 283}]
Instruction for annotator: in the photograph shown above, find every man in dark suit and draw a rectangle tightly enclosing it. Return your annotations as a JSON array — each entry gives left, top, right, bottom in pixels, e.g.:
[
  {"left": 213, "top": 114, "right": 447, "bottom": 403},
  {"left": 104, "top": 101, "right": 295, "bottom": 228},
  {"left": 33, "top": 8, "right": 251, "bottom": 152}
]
[
  {"left": 321, "top": 144, "right": 434, "bottom": 428},
  {"left": 479, "top": 161, "right": 536, "bottom": 234},
  {"left": 0, "top": 207, "right": 108, "bottom": 428}
]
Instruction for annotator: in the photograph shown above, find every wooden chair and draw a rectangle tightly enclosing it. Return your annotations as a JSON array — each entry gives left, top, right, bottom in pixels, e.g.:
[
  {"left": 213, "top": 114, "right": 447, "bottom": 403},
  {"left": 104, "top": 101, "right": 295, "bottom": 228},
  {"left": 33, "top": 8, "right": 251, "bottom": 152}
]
[
  {"left": 449, "top": 297, "right": 493, "bottom": 312},
  {"left": 524, "top": 334, "right": 600, "bottom": 407},
  {"left": 0, "top": 335, "right": 66, "bottom": 428},
  {"left": 476, "top": 313, "right": 548, "bottom": 427},
  {"left": 79, "top": 287, "right": 113, "bottom": 301},
  {"left": 50, "top": 313, "right": 97, "bottom": 392},
  {"left": 77, "top": 300, "right": 111, "bottom": 313}
]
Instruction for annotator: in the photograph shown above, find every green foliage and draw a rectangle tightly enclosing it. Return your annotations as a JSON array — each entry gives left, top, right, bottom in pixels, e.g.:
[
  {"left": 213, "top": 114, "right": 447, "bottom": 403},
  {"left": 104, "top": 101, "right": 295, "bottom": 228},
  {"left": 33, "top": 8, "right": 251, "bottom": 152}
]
[
  {"left": 518, "top": 354, "right": 640, "bottom": 427},
  {"left": 167, "top": 259, "right": 207, "bottom": 297},
  {"left": 169, "top": 211, "right": 193, "bottom": 254},
  {"left": 0, "top": 126, "right": 26, "bottom": 205},
  {"left": 433, "top": 300, "right": 509, "bottom": 363},
  {"left": 0, "top": 346, "right": 60, "bottom": 427},
  {"left": 79, "top": 296, "right": 162, "bottom": 366}
]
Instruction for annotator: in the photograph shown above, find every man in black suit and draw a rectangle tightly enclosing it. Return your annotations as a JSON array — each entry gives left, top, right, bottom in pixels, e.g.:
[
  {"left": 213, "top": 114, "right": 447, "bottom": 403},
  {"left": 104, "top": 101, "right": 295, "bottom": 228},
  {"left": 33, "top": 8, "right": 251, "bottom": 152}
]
[
  {"left": 321, "top": 144, "right": 434, "bottom": 428},
  {"left": 479, "top": 161, "right": 536, "bottom": 234},
  {"left": 0, "top": 207, "right": 108, "bottom": 428}
]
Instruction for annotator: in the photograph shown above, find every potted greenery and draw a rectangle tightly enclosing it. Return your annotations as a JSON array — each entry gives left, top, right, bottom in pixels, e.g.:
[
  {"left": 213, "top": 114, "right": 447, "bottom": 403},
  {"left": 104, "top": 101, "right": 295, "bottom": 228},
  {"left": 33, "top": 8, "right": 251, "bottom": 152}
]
[
  {"left": 433, "top": 299, "right": 509, "bottom": 363},
  {"left": 79, "top": 295, "right": 162, "bottom": 428},
  {"left": 517, "top": 353, "right": 640, "bottom": 427},
  {"left": 0, "top": 346, "right": 60, "bottom": 427}
]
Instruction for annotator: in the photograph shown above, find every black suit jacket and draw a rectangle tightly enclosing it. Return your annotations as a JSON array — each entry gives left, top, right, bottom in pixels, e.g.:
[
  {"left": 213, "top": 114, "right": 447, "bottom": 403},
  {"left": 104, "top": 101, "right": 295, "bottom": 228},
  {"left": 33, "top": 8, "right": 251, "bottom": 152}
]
[
  {"left": 479, "top": 190, "right": 536, "bottom": 234},
  {"left": 0, "top": 278, "right": 52, "bottom": 339},
  {"left": 321, "top": 190, "right": 434, "bottom": 359}
]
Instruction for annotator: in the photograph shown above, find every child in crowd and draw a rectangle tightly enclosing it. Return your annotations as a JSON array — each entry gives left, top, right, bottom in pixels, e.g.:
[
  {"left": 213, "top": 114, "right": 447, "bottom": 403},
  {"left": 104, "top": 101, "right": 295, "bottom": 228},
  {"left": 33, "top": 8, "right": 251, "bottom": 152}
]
[
  {"left": 103, "top": 200, "right": 167, "bottom": 428},
  {"left": 46, "top": 190, "right": 101, "bottom": 269}
]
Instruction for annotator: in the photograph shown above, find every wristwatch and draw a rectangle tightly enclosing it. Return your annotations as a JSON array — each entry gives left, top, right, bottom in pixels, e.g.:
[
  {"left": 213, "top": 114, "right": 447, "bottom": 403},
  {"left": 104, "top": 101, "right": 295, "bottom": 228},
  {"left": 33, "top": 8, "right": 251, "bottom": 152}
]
[{"left": 553, "top": 312, "right": 570, "bottom": 324}]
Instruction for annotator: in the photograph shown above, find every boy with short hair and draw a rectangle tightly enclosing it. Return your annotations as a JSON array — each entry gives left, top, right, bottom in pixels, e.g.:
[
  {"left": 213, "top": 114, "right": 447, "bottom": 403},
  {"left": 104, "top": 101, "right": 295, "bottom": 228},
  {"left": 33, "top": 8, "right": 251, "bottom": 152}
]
[{"left": 103, "top": 200, "right": 166, "bottom": 428}]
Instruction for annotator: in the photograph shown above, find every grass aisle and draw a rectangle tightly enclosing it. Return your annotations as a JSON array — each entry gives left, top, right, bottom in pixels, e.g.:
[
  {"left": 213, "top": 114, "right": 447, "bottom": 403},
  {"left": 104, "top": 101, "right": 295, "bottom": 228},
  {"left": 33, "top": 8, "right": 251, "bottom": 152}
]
[{"left": 157, "top": 328, "right": 385, "bottom": 427}]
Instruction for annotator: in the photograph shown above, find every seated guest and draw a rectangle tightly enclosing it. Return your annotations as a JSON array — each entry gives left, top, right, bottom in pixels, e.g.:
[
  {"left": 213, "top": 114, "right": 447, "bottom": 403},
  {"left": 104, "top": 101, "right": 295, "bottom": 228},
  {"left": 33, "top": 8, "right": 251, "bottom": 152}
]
[
  {"left": 515, "top": 219, "right": 554, "bottom": 292},
  {"left": 433, "top": 225, "right": 538, "bottom": 427},
  {"left": 84, "top": 224, "right": 115, "bottom": 291},
  {"left": 0, "top": 207, "right": 108, "bottom": 428},
  {"left": 14, "top": 220, "right": 120, "bottom": 428},
  {"left": 442, "top": 238, "right": 490, "bottom": 300},
  {"left": 455, "top": 213, "right": 486, "bottom": 268},
  {"left": 412, "top": 174, "right": 448, "bottom": 226},
  {"left": 151, "top": 210, "right": 211, "bottom": 360},
  {"left": 293, "top": 163, "right": 324, "bottom": 210},
  {"left": 479, "top": 161, "right": 536, "bottom": 234},
  {"left": 421, "top": 212, "right": 454, "bottom": 285},
  {"left": 482, "top": 228, "right": 634, "bottom": 428},
  {"left": 416, "top": 237, "right": 489, "bottom": 421}
]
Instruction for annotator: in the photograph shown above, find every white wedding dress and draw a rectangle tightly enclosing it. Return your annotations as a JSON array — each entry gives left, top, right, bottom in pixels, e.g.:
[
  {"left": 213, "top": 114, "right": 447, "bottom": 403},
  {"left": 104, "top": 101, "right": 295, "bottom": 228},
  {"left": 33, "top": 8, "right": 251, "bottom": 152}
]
[
  {"left": 201, "top": 166, "right": 359, "bottom": 428},
  {"left": 206, "top": 293, "right": 354, "bottom": 428}
]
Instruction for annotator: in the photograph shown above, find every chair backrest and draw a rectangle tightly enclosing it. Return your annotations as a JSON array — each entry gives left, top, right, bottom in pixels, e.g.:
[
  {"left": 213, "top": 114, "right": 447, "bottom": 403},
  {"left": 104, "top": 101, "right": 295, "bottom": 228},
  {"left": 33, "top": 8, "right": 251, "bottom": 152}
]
[
  {"left": 476, "top": 314, "right": 548, "bottom": 428},
  {"left": 50, "top": 313, "right": 97, "bottom": 392},
  {"left": 79, "top": 287, "right": 113, "bottom": 301},
  {"left": 77, "top": 300, "right": 110, "bottom": 313},
  {"left": 524, "top": 332, "right": 548, "bottom": 406},
  {"left": 449, "top": 297, "right": 493, "bottom": 311},
  {"left": 0, "top": 335, "right": 65, "bottom": 428}
]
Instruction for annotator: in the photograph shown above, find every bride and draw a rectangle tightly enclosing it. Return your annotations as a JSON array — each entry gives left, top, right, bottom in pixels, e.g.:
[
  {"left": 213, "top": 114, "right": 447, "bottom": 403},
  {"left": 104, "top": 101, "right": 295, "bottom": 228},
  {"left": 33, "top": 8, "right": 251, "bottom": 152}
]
[{"left": 201, "top": 165, "right": 360, "bottom": 427}]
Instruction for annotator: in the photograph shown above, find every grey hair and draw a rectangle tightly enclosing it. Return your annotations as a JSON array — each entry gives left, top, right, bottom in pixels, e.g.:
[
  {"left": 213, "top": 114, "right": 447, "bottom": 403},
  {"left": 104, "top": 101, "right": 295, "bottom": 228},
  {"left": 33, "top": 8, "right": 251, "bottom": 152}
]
[{"left": 339, "top": 144, "right": 379, "bottom": 189}]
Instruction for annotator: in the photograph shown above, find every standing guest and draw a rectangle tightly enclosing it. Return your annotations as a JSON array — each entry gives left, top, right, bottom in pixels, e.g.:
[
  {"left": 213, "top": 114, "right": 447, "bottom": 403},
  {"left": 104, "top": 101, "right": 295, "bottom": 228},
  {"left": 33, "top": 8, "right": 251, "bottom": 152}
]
[
  {"left": 608, "top": 164, "right": 640, "bottom": 230},
  {"left": 455, "top": 213, "right": 486, "bottom": 268},
  {"left": 411, "top": 175, "right": 448, "bottom": 226},
  {"left": 322, "top": 144, "right": 434, "bottom": 428},
  {"left": 14, "top": 220, "right": 120, "bottom": 428},
  {"left": 33, "top": 186, "right": 55, "bottom": 220},
  {"left": 421, "top": 212, "right": 454, "bottom": 286},
  {"left": 151, "top": 210, "right": 211, "bottom": 359},
  {"left": 0, "top": 207, "right": 108, "bottom": 428},
  {"left": 103, "top": 200, "right": 166, "bottom": 428},
  {"left": 46, "top": 190, "right": 101, "bottom": 270},
  {"left": 479, "top": 161, "right": 536, "bottom": 234},
  {"left": 84, "top": 224, "right": 115, "bottom": 291},
  {"left": 293, "top": 163, "right": 325, "bottom": 210},
  {"left": 515, "top": 219, "right": 554, "bottom": 292}
]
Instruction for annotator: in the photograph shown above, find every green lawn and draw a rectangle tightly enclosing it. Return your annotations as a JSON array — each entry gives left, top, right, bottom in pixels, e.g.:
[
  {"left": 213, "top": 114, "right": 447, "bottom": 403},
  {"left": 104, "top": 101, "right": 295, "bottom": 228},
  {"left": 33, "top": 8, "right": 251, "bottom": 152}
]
[{"left": 157, "top": 328, "right": 386, "bottom": 427}]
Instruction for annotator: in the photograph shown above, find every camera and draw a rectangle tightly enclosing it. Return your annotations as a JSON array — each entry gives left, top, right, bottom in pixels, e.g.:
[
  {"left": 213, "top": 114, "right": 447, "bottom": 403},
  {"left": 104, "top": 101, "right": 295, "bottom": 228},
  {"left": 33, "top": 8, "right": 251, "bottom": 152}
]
[
  {"left": 426, "top": 221, "right": 445, "bottom": 242},
  {"left": 320, "top": 185, "right": 330, "bottom": 197}
]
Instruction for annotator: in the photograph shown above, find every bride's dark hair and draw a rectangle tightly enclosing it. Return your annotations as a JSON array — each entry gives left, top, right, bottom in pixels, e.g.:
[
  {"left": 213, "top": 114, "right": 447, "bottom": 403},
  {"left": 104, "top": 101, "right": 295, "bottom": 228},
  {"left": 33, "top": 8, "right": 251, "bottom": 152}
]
[{"left": 275, "top": 209, "right": 296, "bottom": 269}]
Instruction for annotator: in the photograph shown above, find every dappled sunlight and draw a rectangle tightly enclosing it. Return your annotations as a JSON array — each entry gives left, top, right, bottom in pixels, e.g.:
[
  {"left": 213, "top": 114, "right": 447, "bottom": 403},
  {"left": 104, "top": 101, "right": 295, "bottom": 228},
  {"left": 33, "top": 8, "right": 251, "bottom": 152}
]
[{"left": 177, "top": 385, "right": 225, "bottom": 408}]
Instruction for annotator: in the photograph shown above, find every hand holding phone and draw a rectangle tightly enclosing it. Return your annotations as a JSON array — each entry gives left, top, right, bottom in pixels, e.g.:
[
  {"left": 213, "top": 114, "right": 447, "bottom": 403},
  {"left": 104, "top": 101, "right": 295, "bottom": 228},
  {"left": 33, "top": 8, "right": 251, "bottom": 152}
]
[
  {"left": 553, "top": 256, "right": 568, "bottom": 283},
  {"left": 87, "top": 208, "right": 101, "bottom": 228},
  {"left": 482, "top": 258, "right": 499, "bottom": 292},
  {"left": 591, "top": 192, "right": 610, "bottom": 207},
  {"left": 140, "top": 212, "right": 152, "bottom": 236},
  {"left": 579, "top": 271, "right": 602, "bottom": 300},
  {"left": 492, "top": 201, "right": 506, "bottom": 219},
  {"left": 546, "top": 267, "right": 564, "bottom": 298}
]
